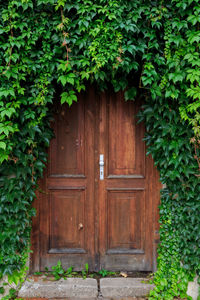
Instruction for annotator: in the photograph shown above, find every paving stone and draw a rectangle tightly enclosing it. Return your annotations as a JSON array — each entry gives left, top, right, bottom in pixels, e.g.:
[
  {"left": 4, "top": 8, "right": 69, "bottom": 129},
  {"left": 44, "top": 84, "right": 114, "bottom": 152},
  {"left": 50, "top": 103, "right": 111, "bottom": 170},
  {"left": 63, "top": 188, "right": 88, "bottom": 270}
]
[
  {"left": 100, "top": 278, "right": 154, "bottom": 298},
  {"left": 17, "top": 298, "right": 146, "bottom": 300},
  {"left": 18, "top": 277, "right": 98, "bottom": 299},
  {"left": 97, "top": 298, "right": 147, "bottom": 300},
  {"left": 18, "top": 298, "right": 97, "bottom": 300},
  {"left": 187, "top": 276, "right": 199, "bottom": 300}
]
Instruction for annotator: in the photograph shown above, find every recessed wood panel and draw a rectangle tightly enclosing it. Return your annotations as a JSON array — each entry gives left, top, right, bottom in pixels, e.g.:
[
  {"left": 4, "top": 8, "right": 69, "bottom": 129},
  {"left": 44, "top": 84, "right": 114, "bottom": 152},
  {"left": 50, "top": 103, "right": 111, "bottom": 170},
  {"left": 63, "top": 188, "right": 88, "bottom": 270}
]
[
  {"left": 106, "top": 190, "right": 144, "bottom": 253},
  {"left": 49, "top": 101, "right": 85, "bottom": 176},
  {"left": 108, "top": 92, "right": 145, "bottom": 177},
  {"left": 49, "top": 190, "right": 85, "bottom": 253}
]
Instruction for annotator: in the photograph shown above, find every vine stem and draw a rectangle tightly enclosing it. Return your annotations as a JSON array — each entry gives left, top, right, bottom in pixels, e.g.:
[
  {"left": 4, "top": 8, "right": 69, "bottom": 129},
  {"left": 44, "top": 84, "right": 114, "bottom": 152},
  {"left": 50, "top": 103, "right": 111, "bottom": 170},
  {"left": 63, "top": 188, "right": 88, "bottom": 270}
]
[
  {"left": 194, "top": 141, "right": 200, "bottom": 172},
  {"left": 60, "top": 7, "right": 69, "bottom": 64}
]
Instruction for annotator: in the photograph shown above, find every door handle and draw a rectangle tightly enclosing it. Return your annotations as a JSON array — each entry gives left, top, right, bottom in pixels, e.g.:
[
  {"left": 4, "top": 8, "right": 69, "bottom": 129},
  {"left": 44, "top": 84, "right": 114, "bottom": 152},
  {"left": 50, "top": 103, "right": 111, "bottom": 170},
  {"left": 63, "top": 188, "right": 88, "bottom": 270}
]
[{"left": 99, "top": 154, "right": 104, "bottom": 180}]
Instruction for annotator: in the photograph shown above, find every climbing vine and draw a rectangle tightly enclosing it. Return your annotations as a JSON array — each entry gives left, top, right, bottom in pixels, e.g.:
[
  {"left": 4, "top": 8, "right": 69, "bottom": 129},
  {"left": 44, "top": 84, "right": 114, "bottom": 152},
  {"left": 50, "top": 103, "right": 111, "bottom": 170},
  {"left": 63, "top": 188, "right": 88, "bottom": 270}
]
[
  {"left": 0, "top": 0, "right": 199, "bottom": 299},
  {"left": 140, "top": 1, "right": 200, "bottom": 298}
]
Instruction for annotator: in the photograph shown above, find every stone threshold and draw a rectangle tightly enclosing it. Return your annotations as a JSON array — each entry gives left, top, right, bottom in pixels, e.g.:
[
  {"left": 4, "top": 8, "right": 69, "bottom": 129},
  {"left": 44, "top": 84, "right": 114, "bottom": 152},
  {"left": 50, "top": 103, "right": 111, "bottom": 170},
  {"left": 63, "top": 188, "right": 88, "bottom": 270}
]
[{"left": 18, "top": 277, "right": 154, "bottom": 299}]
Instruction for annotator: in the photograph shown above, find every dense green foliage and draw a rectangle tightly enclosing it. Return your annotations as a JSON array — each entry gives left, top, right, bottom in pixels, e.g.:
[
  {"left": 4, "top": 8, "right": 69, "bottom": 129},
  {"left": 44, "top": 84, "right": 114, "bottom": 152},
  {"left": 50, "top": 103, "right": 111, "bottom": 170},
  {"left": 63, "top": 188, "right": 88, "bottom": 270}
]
[
  {"left": 140, "top": 2, "right": 200, "bottom": 298},
  {"left": 139, "top": 100, "right": 199, "bottom": 299},
  {"left": 0, "top": 0, "right": 199, "bottom": 299}
]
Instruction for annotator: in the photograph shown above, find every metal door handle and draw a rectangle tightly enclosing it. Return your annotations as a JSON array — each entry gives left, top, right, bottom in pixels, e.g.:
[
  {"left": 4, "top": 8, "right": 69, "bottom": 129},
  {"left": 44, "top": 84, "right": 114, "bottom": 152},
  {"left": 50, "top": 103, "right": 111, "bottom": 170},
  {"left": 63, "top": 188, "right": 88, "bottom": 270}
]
[{"left": 99, "top": 154, "right": 104, "bottom": 180}]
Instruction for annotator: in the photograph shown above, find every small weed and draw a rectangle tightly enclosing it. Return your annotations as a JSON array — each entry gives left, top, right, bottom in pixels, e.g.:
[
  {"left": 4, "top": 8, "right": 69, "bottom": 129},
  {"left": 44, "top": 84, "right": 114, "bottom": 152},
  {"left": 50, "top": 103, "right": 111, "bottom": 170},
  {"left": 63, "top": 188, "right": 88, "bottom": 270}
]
[
  {"left": 51, "top": 260, "right": 65, "bottom": 280},
  {"left": 65, "top": 266, "right": 78, "bottom": 278},
  {"left": 85, "top": 263, "right": 89, "bottom": 274},
  {"left": 98, "top": 269, "right": 116, "bottom": 277},
  {"left": 1, "top": 288, "right": 17, "bottom": 300},
  {"left": 33, "top": 271, "right": 42, "bottom": 276},
  {"left": 81, "top": 263, "right": 89, "bottom": 279},
  {"left": 34, "top": 262, "right": 119, "bottom": 280},
  {"left": 0, "top": 286, "right": 5, "bottom": 294}
]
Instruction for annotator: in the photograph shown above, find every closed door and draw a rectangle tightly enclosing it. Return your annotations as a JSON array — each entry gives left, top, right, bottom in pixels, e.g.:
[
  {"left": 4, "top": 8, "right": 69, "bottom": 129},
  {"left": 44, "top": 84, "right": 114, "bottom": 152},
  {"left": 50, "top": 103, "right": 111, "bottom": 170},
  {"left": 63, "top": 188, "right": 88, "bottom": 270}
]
[{"left": 31, "top": 87, "right": 161, "bottom": 272}]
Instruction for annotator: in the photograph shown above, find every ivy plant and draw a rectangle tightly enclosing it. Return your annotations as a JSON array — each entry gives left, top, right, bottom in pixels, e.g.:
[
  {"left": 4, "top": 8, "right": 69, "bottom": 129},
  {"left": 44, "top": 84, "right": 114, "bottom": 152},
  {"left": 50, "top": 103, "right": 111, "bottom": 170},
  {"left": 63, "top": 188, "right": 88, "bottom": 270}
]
[{"left": 0, "top": 0, "right": 200, "bottom": 299}]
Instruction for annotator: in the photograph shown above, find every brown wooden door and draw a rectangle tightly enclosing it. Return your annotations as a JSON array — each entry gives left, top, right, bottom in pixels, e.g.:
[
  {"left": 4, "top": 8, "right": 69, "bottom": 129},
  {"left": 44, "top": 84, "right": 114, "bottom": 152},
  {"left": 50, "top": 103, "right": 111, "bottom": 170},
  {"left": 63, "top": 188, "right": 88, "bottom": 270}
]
[{"left": 31, "top": 87, "right": 161, "bottom": 272}]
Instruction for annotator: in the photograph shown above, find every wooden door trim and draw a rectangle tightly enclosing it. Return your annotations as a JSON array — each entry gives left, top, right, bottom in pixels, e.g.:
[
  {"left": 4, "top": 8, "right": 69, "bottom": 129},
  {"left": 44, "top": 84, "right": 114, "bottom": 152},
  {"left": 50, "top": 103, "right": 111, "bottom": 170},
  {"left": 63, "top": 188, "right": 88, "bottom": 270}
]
[
  {"left": 106, "top": 188, "right": 145, "bottom": 191},
  {"left": 48, "top": 186, "right": 86, "bottom": 190},
  {"left": 30, "top": 187, "right": 40, "bottom": 272},
  {"left": 107, "top": 175, "right": 145, "bottom": 179}
]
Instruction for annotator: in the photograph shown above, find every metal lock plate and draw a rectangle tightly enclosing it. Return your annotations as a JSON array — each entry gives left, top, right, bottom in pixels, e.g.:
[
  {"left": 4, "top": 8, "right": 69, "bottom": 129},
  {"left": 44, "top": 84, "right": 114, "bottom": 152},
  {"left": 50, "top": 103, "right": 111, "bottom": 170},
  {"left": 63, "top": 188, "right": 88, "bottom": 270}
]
[{"left": 99, "top": 154, "right": 104, "bottom": 180}]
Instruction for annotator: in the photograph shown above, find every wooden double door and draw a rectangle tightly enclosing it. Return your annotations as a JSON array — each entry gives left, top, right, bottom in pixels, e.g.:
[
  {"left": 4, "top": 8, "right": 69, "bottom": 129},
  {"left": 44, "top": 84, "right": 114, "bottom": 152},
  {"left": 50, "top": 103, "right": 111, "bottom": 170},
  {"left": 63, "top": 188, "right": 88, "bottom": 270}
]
[{"left": 31, "top": 87, "right": 161, "bottom": 272}]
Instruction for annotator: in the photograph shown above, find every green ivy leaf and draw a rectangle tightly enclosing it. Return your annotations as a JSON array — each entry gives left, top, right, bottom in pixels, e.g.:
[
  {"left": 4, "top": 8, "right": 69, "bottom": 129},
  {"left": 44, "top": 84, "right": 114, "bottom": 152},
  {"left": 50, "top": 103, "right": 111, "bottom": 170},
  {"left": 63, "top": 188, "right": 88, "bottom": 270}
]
[
  {"left": 0, "top": 142, "right": 6, "bottom": 150},
  {"left": 61, "top": 91, "right": 77, "bottom": 106},
  {"left": 58, "top": 73, "right": 76, "bottom": 86},
  {"left": 124, "top": 87, "right": 137, "bottom": 101}
]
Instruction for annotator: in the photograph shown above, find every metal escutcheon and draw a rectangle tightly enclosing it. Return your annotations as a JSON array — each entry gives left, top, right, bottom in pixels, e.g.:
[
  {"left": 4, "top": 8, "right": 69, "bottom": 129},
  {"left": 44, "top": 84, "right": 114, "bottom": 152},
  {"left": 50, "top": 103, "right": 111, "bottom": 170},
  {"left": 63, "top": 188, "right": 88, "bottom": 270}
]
[
  {"left": 99, "top": 154, "right": 104, "bottom": 180},
  {"left": 78, "top": 223, "right": 84, "bottom": 230}
]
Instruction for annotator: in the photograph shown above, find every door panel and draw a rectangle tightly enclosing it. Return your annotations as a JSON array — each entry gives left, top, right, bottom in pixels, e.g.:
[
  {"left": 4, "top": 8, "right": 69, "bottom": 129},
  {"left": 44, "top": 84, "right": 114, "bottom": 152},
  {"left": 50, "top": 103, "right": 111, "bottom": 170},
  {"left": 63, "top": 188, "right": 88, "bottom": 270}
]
[
  {"left": 106, "top": 190, "right": 144, "bottom": 253},
  {"left": 49, "top": 189, "right": 86, "bottom": 253},
  {"left": 31, "top": 87, "right": 161, "bottom": 272},
  {"left": 49, "top": 100, "right": 85, "bottom": 176},
  {"left": 98, "top": 90, "right": 156, "bottom": 271},
  {"left": 38, "top": 89, "right": 97, "bottom": 271},
  {"left": 108, "top": 93, "right": 145, "bottom": 177}
]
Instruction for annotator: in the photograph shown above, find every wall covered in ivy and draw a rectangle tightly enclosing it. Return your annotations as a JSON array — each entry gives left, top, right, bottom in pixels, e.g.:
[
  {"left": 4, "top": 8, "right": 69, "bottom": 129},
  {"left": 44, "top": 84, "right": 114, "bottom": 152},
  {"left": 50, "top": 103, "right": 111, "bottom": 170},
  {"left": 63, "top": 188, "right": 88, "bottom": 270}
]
[{"left": 0, "top": 1, "right": 199, "bottom": 299}]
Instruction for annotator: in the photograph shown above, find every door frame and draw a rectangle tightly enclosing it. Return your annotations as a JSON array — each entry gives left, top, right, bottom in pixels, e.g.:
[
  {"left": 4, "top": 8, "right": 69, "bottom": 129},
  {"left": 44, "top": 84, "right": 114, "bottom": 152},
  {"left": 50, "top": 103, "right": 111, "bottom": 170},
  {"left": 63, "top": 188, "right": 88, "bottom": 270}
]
[{"left": 30, "top": 88, "right": 161, "bottom": 273}]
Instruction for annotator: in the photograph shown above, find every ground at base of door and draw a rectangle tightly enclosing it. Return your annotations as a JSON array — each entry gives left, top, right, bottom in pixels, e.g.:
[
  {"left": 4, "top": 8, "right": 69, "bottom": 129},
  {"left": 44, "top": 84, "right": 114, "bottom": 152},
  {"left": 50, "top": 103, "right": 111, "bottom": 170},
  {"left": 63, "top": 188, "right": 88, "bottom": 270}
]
[
  {"left": 18, "top": 277, "right": 153, "bottom": 299},
  {"left": 17, "top": 297, "right": 148, "bottom": 300}
]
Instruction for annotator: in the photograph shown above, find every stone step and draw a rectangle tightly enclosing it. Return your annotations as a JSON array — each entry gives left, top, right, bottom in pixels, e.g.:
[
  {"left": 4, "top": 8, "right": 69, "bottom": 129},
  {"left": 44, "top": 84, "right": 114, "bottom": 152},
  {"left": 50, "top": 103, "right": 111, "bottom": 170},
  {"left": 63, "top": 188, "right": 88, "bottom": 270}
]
[
  {"left": 18, "top": 278, "right": 98, "bottom": 299},
  {"left": 18, "top": 277, "right": 153, "bottom": 299},
  {"left": 17, "top": 298, "right": 147, "bottom": 300},
  {"left": 100, "top": 278, "right": 153, "bottom": 298}
]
